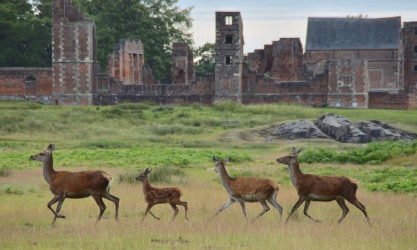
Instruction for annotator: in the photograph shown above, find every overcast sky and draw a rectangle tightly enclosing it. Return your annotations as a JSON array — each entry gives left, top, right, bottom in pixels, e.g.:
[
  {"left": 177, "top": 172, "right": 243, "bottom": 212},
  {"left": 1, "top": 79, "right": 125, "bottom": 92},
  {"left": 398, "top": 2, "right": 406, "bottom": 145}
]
[{"left": 176, "top": 0, "right": 417, "bottom": 53}]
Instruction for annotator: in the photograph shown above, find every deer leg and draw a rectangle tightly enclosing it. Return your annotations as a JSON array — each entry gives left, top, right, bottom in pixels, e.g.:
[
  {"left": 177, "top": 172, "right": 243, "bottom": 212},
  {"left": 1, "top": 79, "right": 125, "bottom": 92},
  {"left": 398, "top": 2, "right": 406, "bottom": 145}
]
[
  {"left": 303, "top": 199, "right": 321, "bottom": 223},
  {"left": 211, "top": 199, "right": 235, "bottom": 219},
  {"left": 55, "top": 198, "right": 66, "bottom": 218},
  {"left": 346, "top": 197, "right": 371, "bottom": 225},
  {"left": 237, "top": 199, "right": 248, "bottom": 219},
  {"left": 286, "top": 196, "right": 306, "bottom": 223},
  {"left": 103, "top": 193, "right": 120, "bottom": 221},
  {"left": 143, "top": 204, "right": 160, "bottom": 221},
  {"left": 92, "top": 195, "right": 107, "bottom": 222},
  {"left": 336, "top": 197, "right": 349, "bottom": 223},
  {"left": 47, "top": 195, "right": 66, "bottom": 224},
  {"left": 170, "top": 203, "right": 179, "bottom": 221},
  {"left": 267, "top": 194, "right": 283, "bottom": 218},
  {"left": 255, "top": 199, "right": 270, "bottom": 218},
  {"left": 175, "top": 200, "right": 189, "bottom": 220}
]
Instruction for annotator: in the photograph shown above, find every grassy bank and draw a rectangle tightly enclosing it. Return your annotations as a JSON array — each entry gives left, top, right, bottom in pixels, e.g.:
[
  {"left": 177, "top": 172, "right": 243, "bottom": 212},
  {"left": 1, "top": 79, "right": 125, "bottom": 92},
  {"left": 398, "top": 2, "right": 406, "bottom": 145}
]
[{"left": 1, "top": 101, "right": 417, "bottom": 249}]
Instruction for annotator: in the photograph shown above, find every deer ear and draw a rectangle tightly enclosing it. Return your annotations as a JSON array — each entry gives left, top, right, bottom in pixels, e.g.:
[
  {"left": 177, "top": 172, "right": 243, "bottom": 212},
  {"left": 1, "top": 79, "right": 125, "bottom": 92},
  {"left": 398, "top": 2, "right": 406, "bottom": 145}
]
[
  {"left": 224, "top": 157, "right": 229, "bottom": 164},
  {"left": 292, "top": 147, "right": 297, "bottom": 153},
  {"left": 48, "top": 144, "right": 55, "bottom": 152},
  {"left": 213, "top": 156, "right": 218, "bottom": 162},
  {"left": 297, "top": 148, "right": 303, "bottom": 154}
]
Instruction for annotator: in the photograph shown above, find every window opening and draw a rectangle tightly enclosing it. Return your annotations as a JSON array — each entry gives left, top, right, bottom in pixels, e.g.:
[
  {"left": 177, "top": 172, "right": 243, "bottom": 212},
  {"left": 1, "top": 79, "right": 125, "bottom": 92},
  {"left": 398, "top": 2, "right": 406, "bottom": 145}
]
[
  {"left": 225, "top": 56, "right": 233, "bottom": 65},
  {"left": 225, "top": 35, "right": 233, "bottom": 44},
  {"left": 225, "top": 16, "right": 233, "bottom": 25}
]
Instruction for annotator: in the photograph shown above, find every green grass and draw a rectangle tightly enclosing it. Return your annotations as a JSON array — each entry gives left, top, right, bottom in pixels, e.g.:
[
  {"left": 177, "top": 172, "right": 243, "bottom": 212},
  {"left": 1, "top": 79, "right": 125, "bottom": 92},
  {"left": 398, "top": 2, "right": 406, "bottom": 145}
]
[
  {"left": 1, "top": 100, "right": 417, "bottom": 193},
  {"left": 2, "top": 100, "right": 417, "bottom": 249}
]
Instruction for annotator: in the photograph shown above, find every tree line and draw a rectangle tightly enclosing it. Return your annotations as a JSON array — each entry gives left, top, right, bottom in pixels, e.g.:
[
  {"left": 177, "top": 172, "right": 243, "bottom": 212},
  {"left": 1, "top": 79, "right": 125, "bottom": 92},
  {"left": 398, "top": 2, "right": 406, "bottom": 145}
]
[{"left": 0, "top": 0, "right": 214, "bottom": 82}]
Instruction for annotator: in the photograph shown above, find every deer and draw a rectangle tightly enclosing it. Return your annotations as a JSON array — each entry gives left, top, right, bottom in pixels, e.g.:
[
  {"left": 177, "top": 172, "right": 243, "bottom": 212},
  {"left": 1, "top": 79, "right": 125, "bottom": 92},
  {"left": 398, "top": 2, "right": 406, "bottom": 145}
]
[
  {"left": 276, "top": 147, "right": 371, "bottom": 225},
  {"left": 211, "top": 156, "right": 283, "bottom": 220},
  {"left": 30, "top": 144, "right": 119, "bottom": 224},
  {"left": 135, "top": 168, "right": 189, "bottom": 221}
]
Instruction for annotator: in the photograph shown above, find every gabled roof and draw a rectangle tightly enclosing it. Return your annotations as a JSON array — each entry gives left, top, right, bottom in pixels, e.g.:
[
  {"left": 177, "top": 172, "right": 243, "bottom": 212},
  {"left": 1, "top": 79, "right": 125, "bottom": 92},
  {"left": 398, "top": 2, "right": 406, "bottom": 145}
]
[{"left": 306, "top": 16, "right": 401, "bottom": 51}]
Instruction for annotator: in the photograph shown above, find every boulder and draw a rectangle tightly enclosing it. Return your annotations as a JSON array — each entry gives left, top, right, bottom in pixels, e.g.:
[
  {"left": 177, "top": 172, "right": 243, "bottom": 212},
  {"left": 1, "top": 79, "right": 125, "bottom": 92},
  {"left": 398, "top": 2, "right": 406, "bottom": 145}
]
[
  {"left": 272, "top": 120, "right": 330, "bottom": 140},
  {"left": 266, "top": 113, "right": 417, "bottom": 143},
  {"left": 314, "top": 113, "right": 370, "bottom": 143}
]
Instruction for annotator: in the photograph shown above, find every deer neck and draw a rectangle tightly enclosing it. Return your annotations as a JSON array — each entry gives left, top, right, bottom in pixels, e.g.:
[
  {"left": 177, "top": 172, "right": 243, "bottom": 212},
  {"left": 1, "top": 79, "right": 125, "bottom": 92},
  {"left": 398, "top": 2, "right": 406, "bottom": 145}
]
[
  {"left": 217, "top": 164, "right": 234, "bottom": 192},
  {"left": 141, "top": 178, "right": 152, "bottom": 195},
  {"left": 288, "top": 160, "right": 303, "bottom": 187},
  {"left": 42, "top": 155, "right": 56, "bottom": 184}
]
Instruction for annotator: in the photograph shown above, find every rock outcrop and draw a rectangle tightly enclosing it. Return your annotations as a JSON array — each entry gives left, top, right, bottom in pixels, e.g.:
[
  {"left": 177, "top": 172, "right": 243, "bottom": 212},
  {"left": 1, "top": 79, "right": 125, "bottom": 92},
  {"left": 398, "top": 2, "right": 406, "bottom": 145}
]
[{"left": 269, "top": 113, "right": 417, "bottom": 143}]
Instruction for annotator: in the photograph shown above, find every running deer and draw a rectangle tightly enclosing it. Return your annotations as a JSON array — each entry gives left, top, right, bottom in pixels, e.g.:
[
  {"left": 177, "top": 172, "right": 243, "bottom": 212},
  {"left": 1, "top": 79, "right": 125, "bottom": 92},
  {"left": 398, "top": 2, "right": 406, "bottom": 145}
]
[
  {"left": 135, "top": 168, "right": 189, "bottom": 221},
  {"left": 211, "top": 156, "right": 283, "bottom": 220},
  {"left": 276, "top": 147, "right": 371, "bottom": 225},
  {"left": 30, "top": 144, "right": 119, "bottom": 224}
]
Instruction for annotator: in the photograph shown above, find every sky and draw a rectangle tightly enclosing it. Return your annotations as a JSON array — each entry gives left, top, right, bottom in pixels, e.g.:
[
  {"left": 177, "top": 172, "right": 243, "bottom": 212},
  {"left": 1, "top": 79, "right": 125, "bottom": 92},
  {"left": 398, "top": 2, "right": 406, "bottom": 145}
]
[{"left": 176, "top": 0, "right": 417, "bottom": 53}]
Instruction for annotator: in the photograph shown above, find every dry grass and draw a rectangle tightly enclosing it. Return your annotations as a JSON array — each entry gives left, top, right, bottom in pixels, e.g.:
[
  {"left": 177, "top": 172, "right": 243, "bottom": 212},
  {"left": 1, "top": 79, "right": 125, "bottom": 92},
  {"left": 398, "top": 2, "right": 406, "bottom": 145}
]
[{"left": 1, "top": 167, "right": 417, "bottom": 249}]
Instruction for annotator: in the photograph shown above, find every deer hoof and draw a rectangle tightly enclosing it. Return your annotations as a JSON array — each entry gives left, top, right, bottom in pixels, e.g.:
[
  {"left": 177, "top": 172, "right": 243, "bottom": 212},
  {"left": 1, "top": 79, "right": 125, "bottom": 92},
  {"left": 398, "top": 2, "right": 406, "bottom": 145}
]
[{"left": 58, "top": 215, "right": 66, "bottom": 219}]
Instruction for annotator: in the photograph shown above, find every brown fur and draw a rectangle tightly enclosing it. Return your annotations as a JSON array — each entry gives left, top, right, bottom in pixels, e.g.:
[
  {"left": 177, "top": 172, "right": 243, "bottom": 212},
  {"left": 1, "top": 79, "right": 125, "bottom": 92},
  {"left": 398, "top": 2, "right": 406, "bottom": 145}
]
[
  {"left": 135, "top": 168, "right": 188, "bottom": 221},
  {"left": 30, "top": 144, "right": 119, "bottom": 224},
  {"left": 276, "top": 147, "right": 370, "bottom": 225},
  {"left": 212, "top": 156, "right": 283, "bottom": 220}
]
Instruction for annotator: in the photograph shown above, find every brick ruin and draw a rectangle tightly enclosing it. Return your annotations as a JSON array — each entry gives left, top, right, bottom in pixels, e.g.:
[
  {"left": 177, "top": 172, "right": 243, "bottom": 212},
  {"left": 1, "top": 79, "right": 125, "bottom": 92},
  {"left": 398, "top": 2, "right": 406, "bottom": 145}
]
[{"left": 0, "top": 0, "right": 417, "bottom": 109}]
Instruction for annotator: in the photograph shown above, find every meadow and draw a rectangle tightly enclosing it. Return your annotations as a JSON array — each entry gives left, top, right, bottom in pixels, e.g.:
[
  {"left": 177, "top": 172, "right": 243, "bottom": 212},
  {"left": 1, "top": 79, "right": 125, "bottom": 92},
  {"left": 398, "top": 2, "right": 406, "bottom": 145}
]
[{"left": 0, "top": 101, "right": 417, "bottom": 249}]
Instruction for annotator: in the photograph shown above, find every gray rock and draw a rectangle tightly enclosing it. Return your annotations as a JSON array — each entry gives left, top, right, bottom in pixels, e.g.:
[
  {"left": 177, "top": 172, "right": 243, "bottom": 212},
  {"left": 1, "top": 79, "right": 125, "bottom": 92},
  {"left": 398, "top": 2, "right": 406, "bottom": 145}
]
[
  {"left": 272, "top": 119, "right": 330, "bottom": 140},
  {"left": 315, "top": 113, "right": 370, "bottom": 143},
  {"left": 267, "top": 113, "right": 417, "bottom": 143}
]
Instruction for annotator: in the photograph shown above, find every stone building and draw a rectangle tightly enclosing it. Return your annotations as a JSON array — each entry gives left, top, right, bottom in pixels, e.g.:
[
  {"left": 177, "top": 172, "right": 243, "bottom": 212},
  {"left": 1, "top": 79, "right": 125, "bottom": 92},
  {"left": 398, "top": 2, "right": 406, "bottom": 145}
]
[{"left": 0, "top": 0, "right": 417, "bottom": 109}]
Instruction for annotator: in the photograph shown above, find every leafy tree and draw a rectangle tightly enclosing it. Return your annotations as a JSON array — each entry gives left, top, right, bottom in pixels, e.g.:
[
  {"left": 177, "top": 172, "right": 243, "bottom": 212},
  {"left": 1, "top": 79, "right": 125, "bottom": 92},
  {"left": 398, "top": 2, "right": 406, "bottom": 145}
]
[
  {"left": 73, "top": 0, "right": 193, "bottom": 83},
  {"left": 194, "top": 43, "right": 215, "bottom": 76},
  {"left": 0, "top": 0, "right": 52, "bottom": 67}
]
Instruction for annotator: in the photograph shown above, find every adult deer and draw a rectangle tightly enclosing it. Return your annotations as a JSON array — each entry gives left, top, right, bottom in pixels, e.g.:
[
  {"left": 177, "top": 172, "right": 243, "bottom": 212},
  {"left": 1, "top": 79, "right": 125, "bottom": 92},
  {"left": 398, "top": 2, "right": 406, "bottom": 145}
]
[
  {"left": 276, "top": 147, "right": 371, "bottom": 225},
  {"left": 135, "top": 168, "right": 189, "bottom": 221},
  {"left": 30, "top": 144, "right": 119, "bottom": 224},
  {"left": 211, "top": 156, "right": 283, "bottom": 220}
]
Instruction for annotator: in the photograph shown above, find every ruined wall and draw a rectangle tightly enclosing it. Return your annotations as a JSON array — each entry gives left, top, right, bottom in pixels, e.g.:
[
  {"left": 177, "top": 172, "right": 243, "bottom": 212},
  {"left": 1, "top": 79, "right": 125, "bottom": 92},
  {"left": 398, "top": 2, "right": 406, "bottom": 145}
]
[
  {"left": 242, "top": 64, "right": 327, "bottom": 106},
  {"left": 94, "top": 75, "right": 215, "bottom": 105},
  {"left": 214, "top": 12, "right": 243, "bottom": 103},
  {"left": 401, "top": 21, "right": 417, "bottom": 109},
  {"left": 107, "top": 39, "right": 145, "bottom": 85},
  {"left": 305, "top": 49, "right": 401, "bottom": 108},
  {"left": 171, "top": 43, "right": 195, "bottom": 84},
  {"left": 247, "top": 39, "right": 304, "bottom": 81},
  {"left": 1, "top": 5, "right": 416, "bottom": 109},
  {"left": 52, "top": 0, "right": 96, "bottom": 105},
  {"left": 0, "top": 68, "right": 52, "bottom": 100}
]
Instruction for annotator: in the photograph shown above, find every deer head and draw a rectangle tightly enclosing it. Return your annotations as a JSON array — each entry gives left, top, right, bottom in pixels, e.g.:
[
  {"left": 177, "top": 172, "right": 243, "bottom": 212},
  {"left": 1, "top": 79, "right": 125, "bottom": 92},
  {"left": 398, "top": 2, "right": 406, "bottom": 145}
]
[{"left": 135, "top": 168, "right": 151, "bottom": 182}]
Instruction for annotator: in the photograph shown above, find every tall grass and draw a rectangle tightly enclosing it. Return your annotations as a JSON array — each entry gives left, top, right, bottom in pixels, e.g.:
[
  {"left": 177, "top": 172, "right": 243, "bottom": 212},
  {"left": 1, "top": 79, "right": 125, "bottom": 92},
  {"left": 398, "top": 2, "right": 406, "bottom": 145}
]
[{"left": 1, "top": 168, "right": 416, "bottom": 249}]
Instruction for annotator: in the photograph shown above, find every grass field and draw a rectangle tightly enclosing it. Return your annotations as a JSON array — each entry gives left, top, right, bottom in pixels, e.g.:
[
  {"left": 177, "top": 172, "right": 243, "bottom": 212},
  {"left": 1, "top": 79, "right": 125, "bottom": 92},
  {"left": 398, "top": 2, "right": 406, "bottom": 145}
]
[
  {"left": 1, "top": 167, "right": 416, "bottom": 249},
  {"left": 1, "top": 101, "right": 417, "bottom": 249}
]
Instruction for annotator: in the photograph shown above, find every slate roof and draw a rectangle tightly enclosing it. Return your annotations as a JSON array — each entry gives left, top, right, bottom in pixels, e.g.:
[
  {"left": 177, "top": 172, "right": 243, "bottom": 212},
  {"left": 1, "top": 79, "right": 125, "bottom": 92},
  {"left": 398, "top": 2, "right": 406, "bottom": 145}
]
[{"left": 306, "top": 16, "right": 401, "bottom": 51}]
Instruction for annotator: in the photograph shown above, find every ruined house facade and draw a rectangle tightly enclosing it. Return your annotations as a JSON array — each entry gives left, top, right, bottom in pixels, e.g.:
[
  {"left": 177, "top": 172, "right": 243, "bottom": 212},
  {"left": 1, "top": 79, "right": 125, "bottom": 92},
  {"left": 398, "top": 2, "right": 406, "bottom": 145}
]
[{"left": 0, "top": 0, "right": 417, "bottom": 109}]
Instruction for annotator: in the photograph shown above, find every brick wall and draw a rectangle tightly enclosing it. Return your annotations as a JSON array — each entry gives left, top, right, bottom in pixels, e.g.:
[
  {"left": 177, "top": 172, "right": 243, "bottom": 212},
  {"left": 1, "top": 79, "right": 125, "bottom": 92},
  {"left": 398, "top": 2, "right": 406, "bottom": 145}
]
[{"left": 0, "top": 68, "right": 52, "bottom": 98}]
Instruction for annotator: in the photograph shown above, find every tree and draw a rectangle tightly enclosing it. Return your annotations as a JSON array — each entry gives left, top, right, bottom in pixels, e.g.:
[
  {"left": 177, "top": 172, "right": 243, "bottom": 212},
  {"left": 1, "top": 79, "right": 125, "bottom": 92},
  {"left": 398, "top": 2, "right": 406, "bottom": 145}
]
[
  {"left": 194, "top": 43, "right": 215, "bottom": 76},
  {"left": 0, "top": 0, "right": 52, "bottom": 67},
  {"left": 73, "top": 0, "right": 193, "bottom": 83}
]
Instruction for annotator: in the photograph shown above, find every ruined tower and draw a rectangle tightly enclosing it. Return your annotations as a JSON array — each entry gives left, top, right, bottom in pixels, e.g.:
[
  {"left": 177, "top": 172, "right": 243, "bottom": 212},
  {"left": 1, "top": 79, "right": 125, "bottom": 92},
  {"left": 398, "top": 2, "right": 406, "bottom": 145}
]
[
  {"left": 171, "top": 43, "right": 194, "bottom": 84},
  {"left": 52, "top": 0, "right": 96, "bottom": 105},
  {"left": 214, "top": 12, "right": 244, "bottom": 103},
  {"left": 401, "top": 21, "right": 417, "bottom": 108}
]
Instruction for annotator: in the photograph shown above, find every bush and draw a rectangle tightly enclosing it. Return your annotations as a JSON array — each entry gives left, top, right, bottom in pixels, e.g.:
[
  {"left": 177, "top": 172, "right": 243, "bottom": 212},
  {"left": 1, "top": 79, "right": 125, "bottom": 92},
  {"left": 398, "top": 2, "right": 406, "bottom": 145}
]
[{"left": 299, "top": 141, "right": 417, "bottom": 165}]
